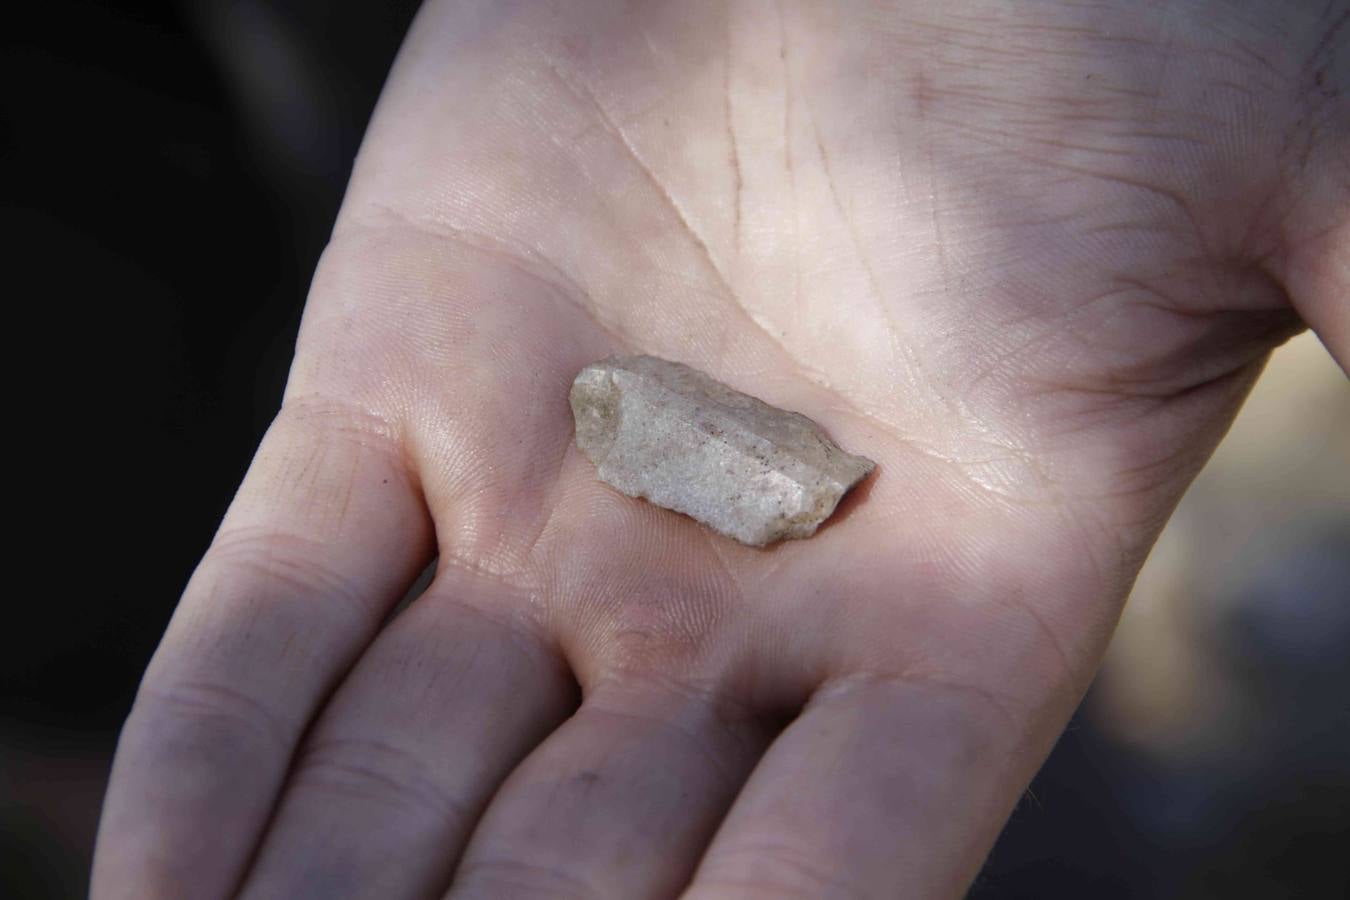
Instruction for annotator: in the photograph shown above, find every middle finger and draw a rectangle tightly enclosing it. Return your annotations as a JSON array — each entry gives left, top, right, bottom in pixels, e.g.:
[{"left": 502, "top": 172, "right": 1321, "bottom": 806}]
[{"left": 237, "top": 569, "right": 575, "bottom": 899}]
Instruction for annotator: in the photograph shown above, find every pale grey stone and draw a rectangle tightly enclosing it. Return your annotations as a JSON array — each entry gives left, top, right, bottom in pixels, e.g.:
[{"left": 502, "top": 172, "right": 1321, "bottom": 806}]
[{"left": 570, "top": 355, "right": 875, "bottom": 546}]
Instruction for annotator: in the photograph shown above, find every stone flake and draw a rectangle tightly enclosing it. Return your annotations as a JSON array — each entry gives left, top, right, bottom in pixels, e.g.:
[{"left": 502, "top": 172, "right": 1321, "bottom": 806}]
[{"left": 570, "top": 355, "right": 875, "bottom": 546}]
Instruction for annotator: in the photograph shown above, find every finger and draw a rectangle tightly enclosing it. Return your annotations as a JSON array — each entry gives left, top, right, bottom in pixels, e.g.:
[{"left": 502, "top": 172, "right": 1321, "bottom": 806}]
[
  {"left": 446, "top": 677, "right": 775, "bottom": 900},
  {"left": 236, "top": 572, "right": 576, "bottom": 899},
  {"left": 92, "top": 399, "right": 433, "bottom": 900},
  {"left": 683, "top": 675, "right": 1053, "bottom": 900}
]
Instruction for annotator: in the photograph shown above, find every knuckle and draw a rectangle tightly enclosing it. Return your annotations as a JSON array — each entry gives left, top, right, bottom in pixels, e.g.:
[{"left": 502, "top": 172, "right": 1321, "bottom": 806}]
[
  {"left": 582, "top": 676, "right": 766, "bottom": 788},
  {"left": 273, "top": 394, "right": 405, "bottom": 460},
  {"left": 696, "top": 834, "right": 869, "bottom": 900},
  {"left": 450, "top": 856, "right": 596, "bottom": 900},
  {"left": 290, "top": 735, "right": 471, "bottom": 828},
  {"left": 128, "top": 676, "right": 292, "bottom": 763},
  {"left": 818, "top": 669, "right": 1026, "bottom": 737},
  {"left": 202, "top": 527, "right": 374, "bottom": 625},
  {"left": 237, "top": 394, "right": 415, "bottom": 539}
]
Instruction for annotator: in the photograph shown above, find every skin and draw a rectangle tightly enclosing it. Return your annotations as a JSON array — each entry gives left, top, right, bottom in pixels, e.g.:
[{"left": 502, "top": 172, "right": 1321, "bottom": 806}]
[{"left": 93, "top": 1, "right": 1347, "bottom": 898}]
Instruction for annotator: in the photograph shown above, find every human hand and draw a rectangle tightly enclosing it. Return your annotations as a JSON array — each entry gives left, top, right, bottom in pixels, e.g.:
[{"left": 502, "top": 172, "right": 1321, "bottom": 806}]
[{"left": 93, "top": 1, "right": 1348, "bottom": 897}]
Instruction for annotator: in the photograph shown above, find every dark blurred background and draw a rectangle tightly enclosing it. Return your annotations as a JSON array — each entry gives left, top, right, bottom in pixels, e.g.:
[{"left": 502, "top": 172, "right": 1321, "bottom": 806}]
[{"left": 2, "top": 2, "right": 1347, "bottom": 897}]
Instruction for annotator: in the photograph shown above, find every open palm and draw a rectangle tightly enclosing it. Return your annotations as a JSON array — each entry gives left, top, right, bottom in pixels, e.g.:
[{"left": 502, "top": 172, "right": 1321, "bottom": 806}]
[{"left": 95, "top": 1, "right": 1347, "bottom": 898}]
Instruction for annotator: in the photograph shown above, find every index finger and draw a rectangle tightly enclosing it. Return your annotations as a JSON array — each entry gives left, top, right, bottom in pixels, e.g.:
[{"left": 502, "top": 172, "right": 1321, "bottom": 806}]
[{"left": 91, "top": 397, "right": 433, "bottom": 899}]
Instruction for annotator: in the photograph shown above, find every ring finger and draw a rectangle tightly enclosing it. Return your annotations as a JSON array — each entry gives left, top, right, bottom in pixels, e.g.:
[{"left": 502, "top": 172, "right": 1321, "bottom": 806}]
[{"left": 445, "top": 674, "right": 775, "bottom": 899}]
